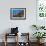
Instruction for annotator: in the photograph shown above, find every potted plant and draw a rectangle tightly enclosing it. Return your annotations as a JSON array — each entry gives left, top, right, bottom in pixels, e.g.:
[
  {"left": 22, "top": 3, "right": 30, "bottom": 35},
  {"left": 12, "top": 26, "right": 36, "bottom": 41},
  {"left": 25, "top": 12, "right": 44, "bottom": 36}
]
[
  {"left": 40, "top": 26, "right": 45, "bottom": 29},
  {"left": 32, "top": 25, "right": 39, "bottom": 30},
  {"left": 32, "top": 24, "right": 45, "bottom": 30},
  {"left": 33, "top": 32, "right": 46, "bottom": 43}
]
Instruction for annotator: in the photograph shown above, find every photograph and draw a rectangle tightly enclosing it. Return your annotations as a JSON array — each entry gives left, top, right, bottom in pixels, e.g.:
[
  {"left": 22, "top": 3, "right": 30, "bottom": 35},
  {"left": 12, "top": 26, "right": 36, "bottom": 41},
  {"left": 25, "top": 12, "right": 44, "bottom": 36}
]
[{"left": 10, "top": 8, "right": 26, "bottom": 20}]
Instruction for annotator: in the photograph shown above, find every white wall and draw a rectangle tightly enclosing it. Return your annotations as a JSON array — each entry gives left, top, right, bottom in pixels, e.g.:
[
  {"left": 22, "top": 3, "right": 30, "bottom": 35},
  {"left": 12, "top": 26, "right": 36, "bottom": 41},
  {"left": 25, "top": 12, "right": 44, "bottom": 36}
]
[{"left": 0, "top": 0, "right": 37, "bottom": 42}]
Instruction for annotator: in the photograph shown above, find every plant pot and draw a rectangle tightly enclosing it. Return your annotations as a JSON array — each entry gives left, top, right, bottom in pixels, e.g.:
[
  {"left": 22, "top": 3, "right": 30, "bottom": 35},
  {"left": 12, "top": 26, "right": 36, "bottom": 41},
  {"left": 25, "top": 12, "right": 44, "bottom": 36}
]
[
  {"left": 37, "top": 39, "right": 40, "bottom": 43},
  {"left": 37, "top": 39, "right": 45, "bottom": 44},
  {"left": 40, "top": 38, "right": 45, "bottom": 43}
]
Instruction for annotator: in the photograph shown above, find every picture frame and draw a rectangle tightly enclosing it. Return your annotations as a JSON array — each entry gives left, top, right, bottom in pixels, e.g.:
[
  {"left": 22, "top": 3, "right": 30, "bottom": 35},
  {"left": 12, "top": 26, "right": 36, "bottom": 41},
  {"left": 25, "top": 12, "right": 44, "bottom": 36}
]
[
  {"left": 36, "top": 0, "right": 46, "bottom": 26},
  {"left": 10, "top": 8, "right": 26, "bottom": 20},
  {"left": 36, "top": 0, "right": 46, "bottom": 19}
]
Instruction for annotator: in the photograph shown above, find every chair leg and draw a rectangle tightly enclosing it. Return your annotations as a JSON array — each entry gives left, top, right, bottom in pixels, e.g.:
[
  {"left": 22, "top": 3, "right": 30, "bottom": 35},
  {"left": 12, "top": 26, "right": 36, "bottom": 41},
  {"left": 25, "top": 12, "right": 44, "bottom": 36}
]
[
  {"left": 4, "top": 41, "right": 7, "bottom": 46},
  {"left": 16, "top": 34, "right": 18, "bottom": 46},
  {"left": 4, "top": 33, "right": 7, "bottom": 46}
]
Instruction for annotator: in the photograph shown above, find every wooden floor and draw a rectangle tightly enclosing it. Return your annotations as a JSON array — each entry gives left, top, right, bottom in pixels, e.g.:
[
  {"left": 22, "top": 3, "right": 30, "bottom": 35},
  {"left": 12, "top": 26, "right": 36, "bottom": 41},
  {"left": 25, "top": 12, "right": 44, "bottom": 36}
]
[{"left": 0, "top": 42, "right": 46, "bottom": 46}]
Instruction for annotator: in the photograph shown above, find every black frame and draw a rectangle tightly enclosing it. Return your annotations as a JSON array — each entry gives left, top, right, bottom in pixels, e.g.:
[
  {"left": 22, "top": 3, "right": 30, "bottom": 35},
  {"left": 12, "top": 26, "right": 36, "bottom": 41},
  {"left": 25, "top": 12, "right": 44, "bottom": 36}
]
[{"left": 10, "top": 8, "right": 26, "bottom": 20}]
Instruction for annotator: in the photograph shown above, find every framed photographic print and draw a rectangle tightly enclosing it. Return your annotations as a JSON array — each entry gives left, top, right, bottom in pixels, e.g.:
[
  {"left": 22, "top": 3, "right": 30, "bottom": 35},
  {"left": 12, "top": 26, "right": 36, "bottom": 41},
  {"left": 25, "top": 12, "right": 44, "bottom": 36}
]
[
  {"left": 10, "top": 8, "right": 26, "bottom": 20},
  {"left": 37, "top": 0, "right": 46, "bottom": 19},
  {"left": 36, "top": 0, "right": 46, "bottom": 26}
]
